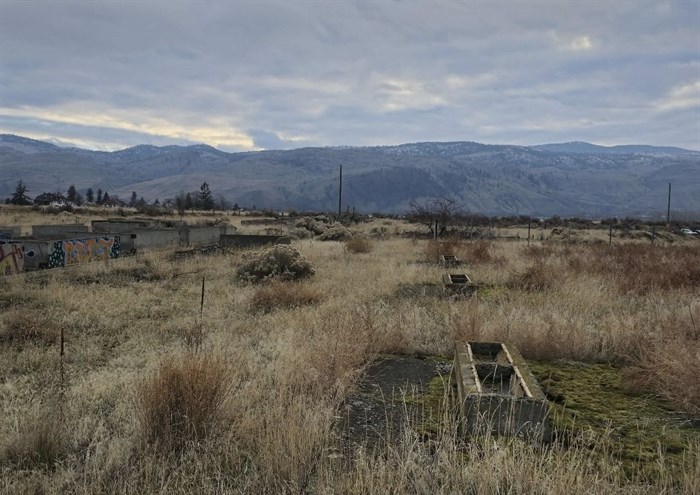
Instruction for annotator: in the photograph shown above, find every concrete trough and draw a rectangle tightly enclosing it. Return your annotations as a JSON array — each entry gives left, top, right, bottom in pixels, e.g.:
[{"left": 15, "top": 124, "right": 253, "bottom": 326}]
[
  {"left": 443, "top": 273, "right": 475, "bottom": 295},
  {"left": 453, "top": 341, "right": 549, "bottom": 440},
  {"left": 441, "top": 254, "right": 461, "bottom": 266}
]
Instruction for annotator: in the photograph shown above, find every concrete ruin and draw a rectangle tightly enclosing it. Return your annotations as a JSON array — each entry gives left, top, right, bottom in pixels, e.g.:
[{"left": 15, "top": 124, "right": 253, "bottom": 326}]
[
  {"left": 220, "top": 234, "right": 291, "bottom": 248},
  {"left": 0, "top": 243, "right": 24, "bottom": 275},
  {"left": 31, "top": 224, "right": 89, "bottom": 238},
  {"left": 453, "top": 342, "right": 549, "bottom": 440},
  {"left": 442, "top": 273, "right": 475, "bottom": 295},
  {"left": 441, "top": 254, "right": 461, "bottom": 266}
]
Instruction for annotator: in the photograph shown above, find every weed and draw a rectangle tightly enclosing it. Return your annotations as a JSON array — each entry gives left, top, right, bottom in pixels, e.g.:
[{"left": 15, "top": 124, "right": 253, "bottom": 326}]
[
  {"left": 250, "top": 280, "right": 322, "bottom": 312},
  {"left": 134, "top": 353, "right": 232, "bottom": 451},
  {"left": 345, "top": 236, "right": 373, "bottom": 254}
]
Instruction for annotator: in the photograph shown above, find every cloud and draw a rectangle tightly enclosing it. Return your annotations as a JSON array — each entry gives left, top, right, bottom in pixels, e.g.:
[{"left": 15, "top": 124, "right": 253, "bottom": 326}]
[
  {"left": 654, "top": 81, "right": 700, "bottom": 111},
  {"left": 1, "top": 1, "right": 699, "bottom": 151}
]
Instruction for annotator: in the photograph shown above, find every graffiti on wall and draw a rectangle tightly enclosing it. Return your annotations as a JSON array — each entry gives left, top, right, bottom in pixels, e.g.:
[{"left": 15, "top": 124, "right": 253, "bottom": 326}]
[
  {"left": 47, "top": 236, "right": 121, "bottom": 268},
  {"left": 0, "top": 243, "right": 24, "bottom": 275}
]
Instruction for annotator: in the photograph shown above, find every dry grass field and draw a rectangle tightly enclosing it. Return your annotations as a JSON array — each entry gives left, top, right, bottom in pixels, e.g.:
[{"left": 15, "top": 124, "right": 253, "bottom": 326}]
[{"left": 1, "top": 207, "right": 699, "bottom": 494}]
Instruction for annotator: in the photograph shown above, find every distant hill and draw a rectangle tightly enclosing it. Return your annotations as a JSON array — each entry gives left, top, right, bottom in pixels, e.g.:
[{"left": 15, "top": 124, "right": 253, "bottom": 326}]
[{"left": 1, "top": 134, "right": 698, "bottom": 216}]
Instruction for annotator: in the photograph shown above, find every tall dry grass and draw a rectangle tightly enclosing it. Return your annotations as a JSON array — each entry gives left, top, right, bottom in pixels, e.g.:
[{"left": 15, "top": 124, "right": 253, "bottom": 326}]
[
  {"left": 134, "top": 353, "right": 233, "bottom": 451},
  {"left": 0, "top": 222, "right": 698, "bottom": 492}
]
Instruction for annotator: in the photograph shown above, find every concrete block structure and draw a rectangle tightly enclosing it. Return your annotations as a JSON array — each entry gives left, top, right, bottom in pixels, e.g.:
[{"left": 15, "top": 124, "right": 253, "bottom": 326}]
[{"left": 453, "top": 341, "right": 549, "bottom": 440}]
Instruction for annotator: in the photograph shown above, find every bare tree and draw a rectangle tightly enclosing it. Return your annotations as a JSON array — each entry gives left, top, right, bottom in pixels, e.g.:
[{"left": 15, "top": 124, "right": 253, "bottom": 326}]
[{"left": 408, "top": 197, "right": 463, "bottom": 237}]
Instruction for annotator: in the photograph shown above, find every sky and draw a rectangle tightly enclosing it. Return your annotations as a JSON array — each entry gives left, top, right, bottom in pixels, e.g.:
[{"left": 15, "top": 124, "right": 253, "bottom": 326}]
[{"left": 1, "top": 0, "right": 699, "bottom": 152}]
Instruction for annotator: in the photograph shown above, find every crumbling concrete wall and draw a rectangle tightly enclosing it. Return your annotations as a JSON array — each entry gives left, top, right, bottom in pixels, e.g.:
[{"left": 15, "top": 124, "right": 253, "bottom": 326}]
[
  {"left": 0, "top": 226, "right": 22, "bottom": 240},
  {"left": 92, "top": 220, "right": 152, "bottom": 233},
  {"left": 180, "top": 226, "right": 221, "bottom": 246},
  {"left": 220, "top": 234, "right": 291, "bottom": 248},
  {"left": 31, "top": 224, "right": 89, "bottom": 238},
  {"left": 0, "top": 243, "right": 24, "bottom": 275},
  {"left": 129, "top": 229, "right": 180, "bottom": 251}
]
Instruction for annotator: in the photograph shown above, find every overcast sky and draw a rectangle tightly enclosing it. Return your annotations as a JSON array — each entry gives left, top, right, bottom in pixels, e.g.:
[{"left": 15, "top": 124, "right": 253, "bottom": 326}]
[{"left": 1, "top": 0, "right": 699, "bottom": 152}]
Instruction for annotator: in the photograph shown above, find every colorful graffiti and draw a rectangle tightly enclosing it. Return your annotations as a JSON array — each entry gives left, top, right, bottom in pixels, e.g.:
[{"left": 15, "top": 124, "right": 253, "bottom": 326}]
[
  {"left": 0, "top": 243, "right": 25, "bottom": 275},
  {"left": 47, "top": 236, "right": 121, "bottom": 268}
]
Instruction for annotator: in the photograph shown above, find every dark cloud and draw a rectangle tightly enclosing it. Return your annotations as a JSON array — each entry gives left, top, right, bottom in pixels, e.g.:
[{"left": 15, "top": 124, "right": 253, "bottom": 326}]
[{"left": 1, "top": 0, "right": 698, "bottom": 150}]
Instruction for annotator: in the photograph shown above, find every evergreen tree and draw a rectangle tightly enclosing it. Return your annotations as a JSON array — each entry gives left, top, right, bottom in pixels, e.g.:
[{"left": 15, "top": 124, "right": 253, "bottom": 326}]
[
  {"left": 96, "top": 188, "right": 103, "bottom": 204},
  {"left": 102, "top": 192, "right": 111, "bottom": 204},
  {"left": 86, "top": 188, "right": 94, "bottom": 203},
  {"left": 130, "top": 191, "right": 137, "bottom": 207},
  {"left": 198, "top": 182, "right": 214, "bottom": 210},
  {"left": 10, "top": 180, "right": 32, "bottom": 205},
  {"left": 67, "top": 184, "right": 78, "bottom": 204}
]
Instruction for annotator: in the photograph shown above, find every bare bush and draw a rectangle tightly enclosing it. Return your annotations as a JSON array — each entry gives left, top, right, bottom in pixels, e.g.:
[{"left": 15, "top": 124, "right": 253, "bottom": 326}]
[
  {"left": 456, "top": 240, "right": 499, "bottom": 264},
  {"left": 134, "top": 353, "right": 232, "bottom": 450},
  {"left": 236, "top": 245, "right": 314, "bottom": 282},
  {"left": 509, "top": 261, "right": 554, "bottom": 292},
  {"left": 250, "top": 280, "right": 322, "bottom": 312}
]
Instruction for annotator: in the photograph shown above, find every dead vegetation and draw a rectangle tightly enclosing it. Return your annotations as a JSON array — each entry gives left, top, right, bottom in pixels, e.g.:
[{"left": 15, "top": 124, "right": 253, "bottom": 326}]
[
  {"left": 344, "top": 236, "right": 373, "bottom": 254},
  {"left": 250, "top": 280, "right": 323, "bottom": 312},
  {"left": 0, "top": 217, "right": 698, "bottom": 493},
  {"left": 134, "top": 353, "right": 233, "bottom": 451}
]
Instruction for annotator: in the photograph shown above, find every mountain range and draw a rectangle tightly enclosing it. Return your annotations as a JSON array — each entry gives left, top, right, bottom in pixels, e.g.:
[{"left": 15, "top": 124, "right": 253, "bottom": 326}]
[{"left": 1, "top": 134, "right": 698, "bottom": 217}]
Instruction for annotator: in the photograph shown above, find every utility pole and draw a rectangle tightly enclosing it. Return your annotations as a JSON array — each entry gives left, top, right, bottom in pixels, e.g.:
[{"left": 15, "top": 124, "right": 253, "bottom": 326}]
[
  {"left": 666, "top": 182, "right": 671, "bottom": 224},
  {"left": 338, "top": 164, "right": 343, "bottom": 216}
]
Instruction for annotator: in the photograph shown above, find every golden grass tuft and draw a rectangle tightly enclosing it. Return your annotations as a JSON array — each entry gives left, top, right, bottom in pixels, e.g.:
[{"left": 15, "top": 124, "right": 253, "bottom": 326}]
[
  {"left": 250, "top": 280, "right": 323, "bottom": 312},
  {"left": 134, "top": 353, "right": 232, "bottom": 450},
  {"left": 0, "top": 310, "right": 59, "bottom": 345},
  {"left": 345, "top": 236, "right": 374, "bottom": 254},
  {"left": 1, "top": 408, "right": 66, "bottom": 469}
]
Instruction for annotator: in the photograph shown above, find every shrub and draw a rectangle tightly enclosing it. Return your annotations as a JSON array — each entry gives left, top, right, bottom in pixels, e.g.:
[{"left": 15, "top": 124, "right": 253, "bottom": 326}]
[
  {"left": 457, "top": 240, "right": 496, "bottom": 264},
  {"left": 318, "top": 226, "right": 352, "bottom": 241},
  {"left": 294, "top": 217, "right": 327, "bottom": 235},
  {"left": 345, "top": 236, "right": 373, "bottom": 254},
  {"left": 134, "top": 353, "right": 232, "bottom": 450},
  {"left": 236, "top": 245, "right": 314, "bottom": 282},
  {"left": 250, "top": 280, "right": 322, "bottom": 312},
  {"left": 509, "top": 261, "right": 554, "bottom": 292}
]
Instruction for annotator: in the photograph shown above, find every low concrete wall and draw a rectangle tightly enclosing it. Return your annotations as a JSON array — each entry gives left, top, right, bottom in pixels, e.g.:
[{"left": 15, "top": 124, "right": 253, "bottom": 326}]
[
  {"left": 220, "top": 234, "right": 291, "bottom": 248},
  {"left": 0, "top": 225, "right": 22, "bottom": 240},
  {"left": 181, "top": 226, "right": 221, "bottom": 246},
  {"left": 92, "top": 220, "right": 151, "bottom": 233},
  {"left": 0, "top": 243, "right": 24, "bottom": 275},
  {"left": 129, "top": 229, "right": 181, "bottom": 251},
  {"left": 23, "top": 236, "right": 121, "bottom": 269},
  {"left": 32, "top": 224, "right": 89, "bottom": 238}
]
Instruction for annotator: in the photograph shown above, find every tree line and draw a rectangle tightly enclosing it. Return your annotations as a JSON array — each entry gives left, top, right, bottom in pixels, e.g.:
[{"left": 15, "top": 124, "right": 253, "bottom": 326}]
[{"left": 5, "top": 180, "right": 236, "bottom": 212}]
